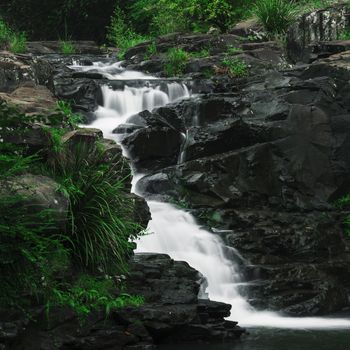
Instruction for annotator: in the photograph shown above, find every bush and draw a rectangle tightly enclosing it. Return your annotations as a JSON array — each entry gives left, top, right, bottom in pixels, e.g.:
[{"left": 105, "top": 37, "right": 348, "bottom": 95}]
[
  {"left": 164, "top": 47, "right": 190, "bottom": 76},
  {"left": 253, "top": 0, "right": 298, "bottom": 35}
]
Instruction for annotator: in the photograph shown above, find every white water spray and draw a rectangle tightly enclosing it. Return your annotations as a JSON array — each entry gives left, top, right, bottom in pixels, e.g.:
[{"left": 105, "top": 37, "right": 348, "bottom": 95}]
[{"left": 72, "top": 61, "right": 350, "bottom": 329}]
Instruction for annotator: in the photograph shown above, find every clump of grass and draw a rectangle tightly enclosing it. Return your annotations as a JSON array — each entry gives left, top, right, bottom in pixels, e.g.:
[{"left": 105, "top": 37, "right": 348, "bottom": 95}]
[
  {"left": 222, "top": 57, "right": 248, "bottom": 77},
  {"left": 227, "top": 46, "right": 243, "bottom": 55},
  {"left": 190, "top": 48, "right": 210, "bottom": 59},
  {"left": 60, "top": 40, "right": 76, "bottom": 54},
  {"left": 253, "top": 0, "right": 298, "bottom": 35},
  {"left": 48, "top": 141, "right": 142, "bottom": 273},
  {"left": 164, "top": 47, "right": 189, "bottom": 76}
]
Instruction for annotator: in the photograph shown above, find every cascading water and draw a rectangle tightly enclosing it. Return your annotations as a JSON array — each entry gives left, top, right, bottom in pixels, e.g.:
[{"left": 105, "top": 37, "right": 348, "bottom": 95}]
[{"left": 71, "top": 61, "right": 350, "bottom": 330}]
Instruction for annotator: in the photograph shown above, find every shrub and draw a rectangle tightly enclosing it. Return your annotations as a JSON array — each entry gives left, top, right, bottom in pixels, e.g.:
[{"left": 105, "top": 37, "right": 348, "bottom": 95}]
[
  {"left": 47, "top": 141, "right": 141, "bottom": 273},
  {"left": 59, "top": 40, "right": 76, "bottom": 54},
  {"left": 106, "top": 4, "right": 148, "bottom": 59},
  {"left": 253, "top": 0, "right": 298, "bottom": 35},
  {"left": 164, "top": 47, "right": 189, "bottom": 76},
  {"left": 222, "top": 57, "right": 248, "bottom": 77}
]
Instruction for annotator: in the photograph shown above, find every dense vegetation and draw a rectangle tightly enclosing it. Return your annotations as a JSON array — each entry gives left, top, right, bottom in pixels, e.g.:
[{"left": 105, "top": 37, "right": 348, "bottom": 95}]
[
  {"left": 0, "top": 101, "right": 144, "bottom": 316},
  {"left": 0, "top": 1, "right": 340, "bottom": 48}
]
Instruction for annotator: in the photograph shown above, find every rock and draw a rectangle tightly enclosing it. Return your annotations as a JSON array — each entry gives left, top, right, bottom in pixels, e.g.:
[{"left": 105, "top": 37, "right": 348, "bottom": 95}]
[
  {"left": 0, "top": 174, "right": 69, "bottom": 228},
  {"left": 287, "top": 3, "right": 350, "bottom": 62},
  {"left": 0, "top": 51, "right": 54, "bottom": 93},
  {"left": 0, "top": 83, "right": 56, "bottom": 114},
  {"left": 229, "top": 18, "right": 261, "bottom": 37},
  {"left": 4, "top": 254, "right": 244, "bottom": 349},
  {"left": 26, "top": 41, "right": 103, "bottom": 55},
  {"left": 130, "top": 47, "right": 350, "bottom": 315},
  {"left": 122, "top": 127, "right": 183, "bottom": 172}
]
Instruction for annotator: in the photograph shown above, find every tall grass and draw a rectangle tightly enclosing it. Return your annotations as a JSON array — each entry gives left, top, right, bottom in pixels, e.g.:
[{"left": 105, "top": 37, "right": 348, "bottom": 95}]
[
  {"left": 253, "top": 0, "right": 298, "bottom": 35},
  {"left": 48, "top": 141, "right": 141, "bottom": 274}
]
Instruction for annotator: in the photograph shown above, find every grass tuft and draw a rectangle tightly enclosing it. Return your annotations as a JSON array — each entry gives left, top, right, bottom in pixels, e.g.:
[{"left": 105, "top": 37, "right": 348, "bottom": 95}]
[{"left": 253, "top": 0, "right": 298, "bottom": 35}]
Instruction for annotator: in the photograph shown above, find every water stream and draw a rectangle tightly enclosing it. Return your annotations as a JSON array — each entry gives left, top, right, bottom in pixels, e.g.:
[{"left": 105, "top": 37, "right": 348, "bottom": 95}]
[{"left": 72, "top": 61, "right": 350, "bottom": 335}]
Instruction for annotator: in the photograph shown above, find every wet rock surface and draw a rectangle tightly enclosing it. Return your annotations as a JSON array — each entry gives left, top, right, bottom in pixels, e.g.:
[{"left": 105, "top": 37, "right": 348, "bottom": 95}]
[
  {"left": 1, "top": 254, "right": 244, "bottom": 350},
  {"left": 120, "top": 20, "right": 350, "bottom": 315}
]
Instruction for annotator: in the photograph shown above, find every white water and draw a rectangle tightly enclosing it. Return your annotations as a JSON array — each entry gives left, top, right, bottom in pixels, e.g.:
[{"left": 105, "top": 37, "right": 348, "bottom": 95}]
[{"left": 72, "top": 61, "right": 350, "bottom": 329}]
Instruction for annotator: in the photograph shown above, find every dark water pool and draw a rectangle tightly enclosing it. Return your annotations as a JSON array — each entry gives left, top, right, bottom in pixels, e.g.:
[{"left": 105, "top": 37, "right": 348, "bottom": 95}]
[{"left": 159, "top": 329, "right": 350, "bottom": 350}]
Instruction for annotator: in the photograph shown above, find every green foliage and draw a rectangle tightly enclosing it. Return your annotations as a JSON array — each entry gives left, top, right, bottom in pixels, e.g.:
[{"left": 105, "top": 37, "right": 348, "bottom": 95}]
[
  {"left": 227, "top": 46, "right": 243, "bottom": 54},
  {"left": 59, "top": 40, "right": 76, "bottom": 54},
  {"left": 222, "top": 56, "right": 248, "bottom": 77},
  {"left": 0, "top": 100, "right": 144, "bottom": 317},
  {"left": 190, "top": 48, "right": 211, "bottom": 59},
  {"left": 47, "top": 275, "right": 144, "bottom": 318},
  {"left": 0, "top": 18, "right": 26, "bottom": 53},
  {"left": 338, "top": 29, "right": 350, "bottom": 40},
  {"left": 253, "top": 0, "right": 298, "bottom": 35},
  {"left": 47, "top": 141, "right": 142, "bottom": 273},
  {"left": 164, "top": 48, "right": 190, "bottom": 76},
  {"left": 334, "top": 195, "right": 350, "bottom": 209},
  {"left": 144, "top": 40, "right": 157, "bottom": 60},
  {"left": 129, "top": 0, "right": 254, "bottom": 36},
  {"left": 106, "top": 4, "right": 148, "bottom": 59}
]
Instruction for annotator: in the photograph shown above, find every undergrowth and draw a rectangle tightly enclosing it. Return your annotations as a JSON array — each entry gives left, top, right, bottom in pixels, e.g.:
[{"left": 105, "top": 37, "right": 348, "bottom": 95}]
[
  {"left": 0, "top": 100, "right": 144, "bottom": 317},
  {"left": 164, "top": 47, "right": 189, "bottom": 76}
]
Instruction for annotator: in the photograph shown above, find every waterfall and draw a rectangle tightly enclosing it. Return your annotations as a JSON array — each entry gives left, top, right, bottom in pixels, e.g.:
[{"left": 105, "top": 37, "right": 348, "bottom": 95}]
[{"left": 72, "top": 61, "right": 350, "bottom": 330}]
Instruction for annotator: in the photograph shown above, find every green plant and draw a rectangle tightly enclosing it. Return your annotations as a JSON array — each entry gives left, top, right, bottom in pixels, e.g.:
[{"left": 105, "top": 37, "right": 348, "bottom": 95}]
[
  {"left": 0, "top": 18, "right": 26, "bottom": 53},
  {"left": 106, "top": 4, "right": 148, "bottom": 59},
  {"left": 253, "top": 0, "right": 298, "bottom": 35},
  {"left": 144, "top": 40, "right": 157, "bottom": 60},
  {"left": 222, "top": 56, "right": 248, "bottom": 77},
  {"left": 334, "top": 194, "right": 350, "bottom": 209},
  {"left": 338, "top": 29, "right": 350, "bottom": 40},
  {"left": 9, "top": 32, "right": 27, "bottom": 53},
  {"left": 227, "top": 46, "right": 243, "bottom": 54},
  {"left": 59, "top": 40, "right": 76, "bottom": 54},
  {"left": 48, "top": 141, "right": 142, "bottom": 273},
  {"left": 190, "top": 48, "right": 210, "bottom": 59},
  {"left": 201, "top": 68, "right": 214, "bottom": 78},
  {"left": 164, "top": 47, "right": 189, "bottom": 76},
  {"left": 46, "top": 275, "right": 144, "bottom": 318}
]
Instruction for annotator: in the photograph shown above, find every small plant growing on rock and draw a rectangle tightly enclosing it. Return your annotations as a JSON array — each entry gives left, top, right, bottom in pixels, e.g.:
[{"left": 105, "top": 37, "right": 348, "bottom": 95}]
[
  {"left": 144, "top": 40, "right": 157, "bottom": 60},
  {"left": 227, "top": 46, "right": 243, "bottom": 55},
  {"left": 60, "top": 40, "right": 76, "bottom": 54},
  {"left": 253, "top": 0, "right": 298, "bottom": 35},
  {"left": 222, "top": 57, "right": 248, "bottom": 77},
  {"left": 164, "top": 47, "right": 189, "bottom": 76}
]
